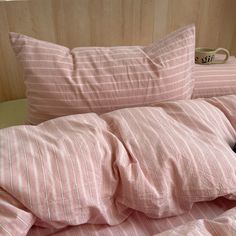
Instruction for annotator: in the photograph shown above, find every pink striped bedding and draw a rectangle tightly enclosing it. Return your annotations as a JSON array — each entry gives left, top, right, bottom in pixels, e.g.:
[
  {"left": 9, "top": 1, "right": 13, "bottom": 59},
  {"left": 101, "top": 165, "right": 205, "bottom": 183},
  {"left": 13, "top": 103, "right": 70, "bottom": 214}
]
[
  {"left": 1, "top": 94, "right": 236, "bottom": 235},
  {"left": 9, "top": 25, "right": 195, "bottom": 125},
  {"left": 192, "top": 55, "right": 236, "bottom": 98},
  {"left": 26, "top": 199, "right": 236, "bottom": 235}
]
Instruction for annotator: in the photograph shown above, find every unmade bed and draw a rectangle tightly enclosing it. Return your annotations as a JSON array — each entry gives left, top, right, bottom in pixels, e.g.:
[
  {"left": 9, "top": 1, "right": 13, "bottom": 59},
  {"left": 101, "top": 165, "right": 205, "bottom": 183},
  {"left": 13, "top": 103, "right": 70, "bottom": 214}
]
[
  {"left": 1, "top": 24, "right": 236, "bottom": 236},
  {"left": 2, "top": 95, "right": 236, "bottom": 236}
]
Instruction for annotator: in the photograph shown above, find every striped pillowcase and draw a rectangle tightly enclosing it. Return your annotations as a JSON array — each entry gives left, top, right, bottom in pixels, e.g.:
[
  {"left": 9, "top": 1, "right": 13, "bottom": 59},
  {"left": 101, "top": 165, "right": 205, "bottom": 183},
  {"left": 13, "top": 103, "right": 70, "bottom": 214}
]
[
  {"left": 10, "top": 25, "right": 195, "bottom": 125},
  {"left": 192, "top": 56, "right": 236, "bottom": 99}
]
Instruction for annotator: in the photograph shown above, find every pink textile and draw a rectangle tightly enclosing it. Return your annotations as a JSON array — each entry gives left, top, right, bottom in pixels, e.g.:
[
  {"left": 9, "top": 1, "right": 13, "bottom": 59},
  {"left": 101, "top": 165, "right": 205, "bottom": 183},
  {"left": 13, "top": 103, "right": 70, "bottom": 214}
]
[
  {"left": 192, "top": 55, "right": 236, "bottom": 98},
  {"left": 157, "top": 205, "right": 236, "bottom": 236},
  {"left": 1, "top": 94, "right": 236, "bottom": 235},
  {"left": 26, "top": 199, "right": 236, "bottom": 235},
  {"left": 9, "top": 25, "right": 195, "bottom": 125}
]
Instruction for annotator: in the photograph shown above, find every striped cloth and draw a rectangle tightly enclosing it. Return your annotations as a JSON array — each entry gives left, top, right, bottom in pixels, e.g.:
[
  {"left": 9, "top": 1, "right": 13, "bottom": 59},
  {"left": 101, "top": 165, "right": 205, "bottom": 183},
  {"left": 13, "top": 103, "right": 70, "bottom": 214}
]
[
  {"left": 192, "top": 55, "right": 236, "bottom": 98},
  {"left": 9, "top": 25, "right": 195, "bottom": 125},
  {"left": 1, "top": 94, "right": 236, "bottom": 235},
  {"left": 27, "top": 199, "right": 236, "bottom": 235},
  {"left": 157, "top": 206, "right": 236, "bottom": 236}
]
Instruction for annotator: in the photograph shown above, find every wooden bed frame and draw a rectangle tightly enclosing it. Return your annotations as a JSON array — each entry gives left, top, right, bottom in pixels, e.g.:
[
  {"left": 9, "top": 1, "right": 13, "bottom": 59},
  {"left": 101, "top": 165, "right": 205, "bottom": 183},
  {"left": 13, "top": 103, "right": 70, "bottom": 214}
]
[{"left": 0, "top": 0, "right": 236, "bottom": 102}]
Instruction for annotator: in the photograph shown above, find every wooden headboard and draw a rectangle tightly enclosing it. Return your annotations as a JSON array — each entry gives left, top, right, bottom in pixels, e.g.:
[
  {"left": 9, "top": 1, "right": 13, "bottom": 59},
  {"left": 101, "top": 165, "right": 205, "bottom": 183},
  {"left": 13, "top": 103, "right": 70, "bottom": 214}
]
[{"left": 1, "top": 0, "right": 236, "bottom": 102}]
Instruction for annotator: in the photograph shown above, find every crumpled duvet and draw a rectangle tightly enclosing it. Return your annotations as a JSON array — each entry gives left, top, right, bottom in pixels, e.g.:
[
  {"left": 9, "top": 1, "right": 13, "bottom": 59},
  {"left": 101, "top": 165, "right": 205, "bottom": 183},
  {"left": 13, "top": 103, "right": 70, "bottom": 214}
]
[{"left": 1, "top": 94, "right": 236, "bottom": 235}]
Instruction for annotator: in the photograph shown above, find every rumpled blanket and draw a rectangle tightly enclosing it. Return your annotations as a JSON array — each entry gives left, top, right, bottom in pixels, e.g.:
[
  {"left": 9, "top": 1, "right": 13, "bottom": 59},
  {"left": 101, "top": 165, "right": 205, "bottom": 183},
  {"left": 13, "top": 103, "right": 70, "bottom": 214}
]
[{"left": 1, "top": 95, "right": 236, "bottom": 235}]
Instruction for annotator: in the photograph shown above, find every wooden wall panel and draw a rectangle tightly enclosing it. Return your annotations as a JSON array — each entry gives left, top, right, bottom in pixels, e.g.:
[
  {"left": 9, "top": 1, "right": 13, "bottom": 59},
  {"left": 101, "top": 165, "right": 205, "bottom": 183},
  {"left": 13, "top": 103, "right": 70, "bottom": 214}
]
[
  {"left": 0, "top": 0, "right": 236, "bottom": 101},
  {"left": 232, "top": 27, "right": 236, "bottom": 56}
]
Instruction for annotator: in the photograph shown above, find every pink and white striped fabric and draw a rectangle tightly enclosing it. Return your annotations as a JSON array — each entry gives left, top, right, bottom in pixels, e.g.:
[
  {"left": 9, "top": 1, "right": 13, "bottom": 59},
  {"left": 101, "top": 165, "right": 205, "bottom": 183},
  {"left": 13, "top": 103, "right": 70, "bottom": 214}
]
[
  {"left": 9, "top": 25, "right": 195, "bottom": 125},
  {"left": 1, "top": 94, "right": 236, "bottom": 235},
  {"left": 26, "top": 199, "right": 236, "bottom": 235},
  {"left": 192, "top": 55, "right": 236, "bottom": 99},
  {"left": 157, "top": 204, "right": 236, "bottom": 236}
]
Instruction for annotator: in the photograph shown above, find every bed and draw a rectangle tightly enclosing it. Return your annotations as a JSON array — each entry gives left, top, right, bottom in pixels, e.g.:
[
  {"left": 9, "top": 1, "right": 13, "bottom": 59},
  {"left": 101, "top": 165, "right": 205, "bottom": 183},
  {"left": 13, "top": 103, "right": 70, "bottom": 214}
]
[
  {"left": 1, "top": 2, "right": 236, "bottom": 235},
  {"left": 2, "top": 93, "right": 236, "bottom": 236},
  {"left": 1, "top": 84, "right": 236, "bottom": 235}
]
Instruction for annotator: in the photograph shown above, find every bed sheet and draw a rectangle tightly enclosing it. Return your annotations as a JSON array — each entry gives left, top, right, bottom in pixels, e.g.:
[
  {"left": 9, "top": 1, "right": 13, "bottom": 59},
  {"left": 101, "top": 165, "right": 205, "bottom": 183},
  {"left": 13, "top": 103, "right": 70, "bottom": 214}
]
[{"left": 27, "top": 198, "right": 236, "bottom": 235}]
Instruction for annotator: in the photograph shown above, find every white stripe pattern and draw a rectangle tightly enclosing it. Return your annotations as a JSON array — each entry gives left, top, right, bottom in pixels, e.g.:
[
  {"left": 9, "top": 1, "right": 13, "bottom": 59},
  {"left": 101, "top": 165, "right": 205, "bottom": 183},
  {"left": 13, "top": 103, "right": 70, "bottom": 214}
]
[
  {"left": 192, "top": 55, "right": 236, "bottom": 99},
  {"left": 9, "top": 25, "right": 195, "bottom": 124},
  {"left": 1, "top": 95, "right": 236, "bottom": 235}
]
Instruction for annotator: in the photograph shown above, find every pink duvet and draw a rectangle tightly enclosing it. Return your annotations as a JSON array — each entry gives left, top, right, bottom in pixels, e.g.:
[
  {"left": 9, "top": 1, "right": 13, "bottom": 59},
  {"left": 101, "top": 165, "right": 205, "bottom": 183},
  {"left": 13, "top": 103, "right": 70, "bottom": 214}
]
[{"left": 1, "top": 95, "right": 236, "bottom": 235}]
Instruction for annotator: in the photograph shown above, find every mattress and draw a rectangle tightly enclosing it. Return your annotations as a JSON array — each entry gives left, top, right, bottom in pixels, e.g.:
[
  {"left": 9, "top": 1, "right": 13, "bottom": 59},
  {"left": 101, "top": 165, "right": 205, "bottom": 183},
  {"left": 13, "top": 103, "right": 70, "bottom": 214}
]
[{"left": 0, "top": 98, "right": 27, "bottom": 128}]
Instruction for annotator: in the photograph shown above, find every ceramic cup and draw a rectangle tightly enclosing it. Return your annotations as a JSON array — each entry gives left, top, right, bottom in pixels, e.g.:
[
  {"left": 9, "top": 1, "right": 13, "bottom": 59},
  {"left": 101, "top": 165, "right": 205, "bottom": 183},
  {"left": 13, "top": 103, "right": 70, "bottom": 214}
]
[{"left": 195, "top": 47, "right": 230, "bottom": 65}]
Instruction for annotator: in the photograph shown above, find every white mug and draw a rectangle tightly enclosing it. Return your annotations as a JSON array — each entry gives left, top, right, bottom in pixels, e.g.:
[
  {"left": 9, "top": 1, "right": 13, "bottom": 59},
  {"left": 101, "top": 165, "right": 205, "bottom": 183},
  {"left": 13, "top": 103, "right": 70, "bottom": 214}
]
[{"left": 195, "top": 47, "right": 230, "bottom": 65}]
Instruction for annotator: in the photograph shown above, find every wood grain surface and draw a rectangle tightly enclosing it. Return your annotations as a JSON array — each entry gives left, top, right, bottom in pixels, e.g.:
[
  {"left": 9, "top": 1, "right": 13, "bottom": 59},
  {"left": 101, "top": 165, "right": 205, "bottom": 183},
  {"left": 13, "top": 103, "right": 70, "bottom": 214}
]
[{"left": 0, "top": 0, "right": 236, "bottom": 101}]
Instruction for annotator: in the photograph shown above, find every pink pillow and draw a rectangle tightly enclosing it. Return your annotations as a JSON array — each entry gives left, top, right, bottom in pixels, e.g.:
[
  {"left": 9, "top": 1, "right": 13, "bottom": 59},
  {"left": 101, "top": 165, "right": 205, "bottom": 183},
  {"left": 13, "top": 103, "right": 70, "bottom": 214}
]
[
  {"left": 10, "top": 25, "right": 195, "bottom": 124},
  {"left": 192, "top": 55, "right": 236, "bottom": 99}
]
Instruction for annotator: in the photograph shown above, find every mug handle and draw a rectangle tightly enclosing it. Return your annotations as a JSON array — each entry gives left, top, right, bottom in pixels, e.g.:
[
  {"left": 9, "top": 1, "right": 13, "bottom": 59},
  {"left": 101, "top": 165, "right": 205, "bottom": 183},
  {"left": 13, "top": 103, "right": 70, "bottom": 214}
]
[{"left": 212, "top": 48, "right": 230, "bottom": 64}]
